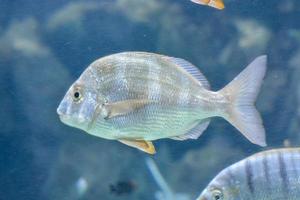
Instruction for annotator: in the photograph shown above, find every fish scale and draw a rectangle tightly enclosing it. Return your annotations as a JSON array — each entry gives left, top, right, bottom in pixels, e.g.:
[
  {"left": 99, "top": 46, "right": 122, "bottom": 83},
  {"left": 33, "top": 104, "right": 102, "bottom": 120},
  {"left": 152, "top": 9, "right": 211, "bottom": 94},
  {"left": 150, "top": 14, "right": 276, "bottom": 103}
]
[
  {"left": 98, "top": 105, "right": 200, "bottom": 140},
  {"left": 110, "top": 54, "right": 197, "bottom": 86},
  {"left": 96, "top": 53, "right": 204, "bottom": 106},
  {"left": 197, "top": 148, "right": 300, "bottom": 200}
]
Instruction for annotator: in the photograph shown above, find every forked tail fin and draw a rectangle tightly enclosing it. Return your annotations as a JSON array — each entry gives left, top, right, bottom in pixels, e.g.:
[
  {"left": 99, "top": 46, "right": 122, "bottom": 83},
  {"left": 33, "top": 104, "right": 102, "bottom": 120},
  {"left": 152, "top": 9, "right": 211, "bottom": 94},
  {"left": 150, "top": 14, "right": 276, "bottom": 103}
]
[{"left": 219, "top": 56, "right": 267, "bottom": 146}]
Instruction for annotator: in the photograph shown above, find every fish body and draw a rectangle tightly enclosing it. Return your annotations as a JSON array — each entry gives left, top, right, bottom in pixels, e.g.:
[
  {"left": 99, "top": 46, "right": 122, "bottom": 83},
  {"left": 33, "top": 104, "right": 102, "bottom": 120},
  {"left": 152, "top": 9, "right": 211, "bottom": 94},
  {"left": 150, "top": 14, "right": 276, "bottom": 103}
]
[
  {"left": 190, "top": 0, "right": 225, "bottom": 10},
  {"left": 197, "top": 148, "right": 300, "bottom": 200},
  {"left": 57, "top": 52, "right": 267, "bottom": 154}
]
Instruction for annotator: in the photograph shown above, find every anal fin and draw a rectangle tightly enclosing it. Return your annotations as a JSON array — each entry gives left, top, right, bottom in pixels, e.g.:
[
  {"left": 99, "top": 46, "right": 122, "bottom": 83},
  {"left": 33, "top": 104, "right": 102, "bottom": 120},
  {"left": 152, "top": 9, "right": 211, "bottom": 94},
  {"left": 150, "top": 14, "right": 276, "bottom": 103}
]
[
  {"left": 119, "top": 139, "right": 156, "bottom": 154},
  {"left": 171, "top": 119, "right": 210, "bottom": 140}
]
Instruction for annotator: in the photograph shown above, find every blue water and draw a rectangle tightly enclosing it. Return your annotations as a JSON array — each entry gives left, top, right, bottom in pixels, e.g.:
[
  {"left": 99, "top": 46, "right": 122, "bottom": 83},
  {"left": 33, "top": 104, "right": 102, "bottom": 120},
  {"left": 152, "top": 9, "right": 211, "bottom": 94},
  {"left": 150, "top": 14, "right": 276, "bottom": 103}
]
[{"left": 1, "top": 0, "right": 300, "bottom": 199}]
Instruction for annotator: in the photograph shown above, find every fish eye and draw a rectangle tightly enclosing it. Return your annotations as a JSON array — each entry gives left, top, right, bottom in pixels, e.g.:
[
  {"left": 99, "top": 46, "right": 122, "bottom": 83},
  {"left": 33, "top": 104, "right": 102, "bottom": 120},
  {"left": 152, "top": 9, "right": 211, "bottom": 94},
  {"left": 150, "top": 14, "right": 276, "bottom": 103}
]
[
  {"left": 72, "top": 88, "right": 83, "bottom": 103},
  {"left": 212, "top": 189, "right": 223, "bottom": 200}
]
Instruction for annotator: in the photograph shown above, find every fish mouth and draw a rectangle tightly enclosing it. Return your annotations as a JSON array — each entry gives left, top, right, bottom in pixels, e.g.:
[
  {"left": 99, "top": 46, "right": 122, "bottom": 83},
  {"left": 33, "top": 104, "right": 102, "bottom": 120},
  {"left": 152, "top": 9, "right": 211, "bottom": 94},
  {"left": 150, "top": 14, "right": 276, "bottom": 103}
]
[
  {"left": 57, "top": 107, "right": 70, "bottom": 124},
  {"left": 57, "top": 107, "right": 64, "bottom": 119},
  {"left": 58, "top": 114, "right": 68, "bottom": 124},
  {"left": 57, "top": 103, "right": 68, "bottom": 117},
  {"left": 57, "top": 106, "right": 63, "bottom": 116}
]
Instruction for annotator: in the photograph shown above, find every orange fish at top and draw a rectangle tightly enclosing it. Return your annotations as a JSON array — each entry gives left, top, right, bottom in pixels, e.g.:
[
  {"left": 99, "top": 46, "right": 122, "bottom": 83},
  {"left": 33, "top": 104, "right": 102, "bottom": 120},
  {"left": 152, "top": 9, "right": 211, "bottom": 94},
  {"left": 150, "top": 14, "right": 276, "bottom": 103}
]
[{"left": 190, "top": 0, "right": 225, "bottom": 10}]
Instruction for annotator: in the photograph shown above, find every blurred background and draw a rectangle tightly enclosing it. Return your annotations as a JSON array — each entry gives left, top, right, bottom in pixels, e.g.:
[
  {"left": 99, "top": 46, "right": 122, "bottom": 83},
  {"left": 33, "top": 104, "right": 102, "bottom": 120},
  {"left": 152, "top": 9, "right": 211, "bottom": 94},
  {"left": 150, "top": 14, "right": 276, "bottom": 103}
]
[{"left": 1, "top": 0, "right": 300, "bottom": 199}]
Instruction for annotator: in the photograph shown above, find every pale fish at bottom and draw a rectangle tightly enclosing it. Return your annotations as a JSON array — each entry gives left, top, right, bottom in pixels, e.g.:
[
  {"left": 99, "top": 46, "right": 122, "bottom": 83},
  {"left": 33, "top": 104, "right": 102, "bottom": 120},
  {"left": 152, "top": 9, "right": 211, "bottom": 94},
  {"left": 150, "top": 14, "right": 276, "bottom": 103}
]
[
  {"left": 197, "top": 148, "right": 300, "bottom": 200},
  {"left": 57, "top": 52, "right": 267, "bottom": 154}
]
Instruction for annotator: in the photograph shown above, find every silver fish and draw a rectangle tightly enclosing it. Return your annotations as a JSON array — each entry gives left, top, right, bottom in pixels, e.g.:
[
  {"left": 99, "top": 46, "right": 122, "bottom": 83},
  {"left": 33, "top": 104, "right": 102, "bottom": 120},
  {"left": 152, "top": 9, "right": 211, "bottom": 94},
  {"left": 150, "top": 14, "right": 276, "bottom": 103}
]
[
  {"left": 197, "top": 148, "right": 300, "bottom": 200},
  {"left": 57, "top": 52, "right": 267, "bottom": 154}
]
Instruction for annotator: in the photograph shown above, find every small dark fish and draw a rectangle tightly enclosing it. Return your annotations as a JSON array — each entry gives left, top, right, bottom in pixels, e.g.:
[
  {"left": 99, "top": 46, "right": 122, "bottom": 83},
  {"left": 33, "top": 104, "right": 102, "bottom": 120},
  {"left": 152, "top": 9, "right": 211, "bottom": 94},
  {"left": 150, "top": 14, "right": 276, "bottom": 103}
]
[{"left": 110, "top": 181, "right": 136, "bottom": 196}]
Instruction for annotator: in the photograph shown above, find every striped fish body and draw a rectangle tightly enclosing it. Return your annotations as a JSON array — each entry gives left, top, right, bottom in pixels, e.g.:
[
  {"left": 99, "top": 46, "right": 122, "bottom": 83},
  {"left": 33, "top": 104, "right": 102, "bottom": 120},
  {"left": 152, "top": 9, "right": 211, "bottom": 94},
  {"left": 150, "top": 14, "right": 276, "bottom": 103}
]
[
  {"left": 197, "top": 148, "right": 300, "bottom": 200},
  {"left": 81, "top": 52, "right": 218, "bottom": 140},
  {"left": 57, "top": 51, "right": 267, "bottom": 153}
]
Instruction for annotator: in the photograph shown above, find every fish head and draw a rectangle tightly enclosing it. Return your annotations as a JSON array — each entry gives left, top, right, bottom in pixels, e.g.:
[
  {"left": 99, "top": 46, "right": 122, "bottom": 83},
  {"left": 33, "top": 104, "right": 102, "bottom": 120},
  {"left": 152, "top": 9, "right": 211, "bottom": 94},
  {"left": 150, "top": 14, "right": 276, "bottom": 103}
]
[
  {"left": 196, "top": 175, "right": 240, "bottom": 200},
  {"left": 57, "top": 81, "right": 107, "bottom": 131}
]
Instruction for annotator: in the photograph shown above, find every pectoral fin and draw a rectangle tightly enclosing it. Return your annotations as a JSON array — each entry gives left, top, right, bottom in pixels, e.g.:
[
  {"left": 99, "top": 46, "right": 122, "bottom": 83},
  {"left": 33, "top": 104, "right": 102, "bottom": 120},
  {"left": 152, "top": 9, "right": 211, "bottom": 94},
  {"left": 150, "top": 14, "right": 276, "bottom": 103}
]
[
  {"left": 119, "top": 139, "right": 156, "bottom": 154},
  {"left": 105, "top": 99, "right": 151, "bottom": 119}
]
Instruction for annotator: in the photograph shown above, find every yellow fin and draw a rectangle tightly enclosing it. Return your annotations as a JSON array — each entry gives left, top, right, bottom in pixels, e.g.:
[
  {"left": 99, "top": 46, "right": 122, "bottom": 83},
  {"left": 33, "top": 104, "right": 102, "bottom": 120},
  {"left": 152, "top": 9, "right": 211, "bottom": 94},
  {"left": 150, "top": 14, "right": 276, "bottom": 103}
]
[
  {"left": 119, "top": 139, "right": 156, "bottom": 154},
  {"left": 105, "top": 99, "right": 151, "bottom": 119}
]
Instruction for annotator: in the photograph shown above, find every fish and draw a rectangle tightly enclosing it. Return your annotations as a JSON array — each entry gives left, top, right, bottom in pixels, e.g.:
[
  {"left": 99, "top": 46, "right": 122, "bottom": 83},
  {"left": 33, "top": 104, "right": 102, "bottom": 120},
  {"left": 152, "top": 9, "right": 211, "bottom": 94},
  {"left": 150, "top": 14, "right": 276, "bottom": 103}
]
[
  {"left": 196, "top": 148, "right": 300, "bottom": 200},
  {"left": 190, "top": 0, "right": 225, "bottom": 10},
  {"left": 110, "top": 180, "right": 136, "bottom": 196},
  {"left": 57, "top": 52, "right": 267, "bottom": 154}
]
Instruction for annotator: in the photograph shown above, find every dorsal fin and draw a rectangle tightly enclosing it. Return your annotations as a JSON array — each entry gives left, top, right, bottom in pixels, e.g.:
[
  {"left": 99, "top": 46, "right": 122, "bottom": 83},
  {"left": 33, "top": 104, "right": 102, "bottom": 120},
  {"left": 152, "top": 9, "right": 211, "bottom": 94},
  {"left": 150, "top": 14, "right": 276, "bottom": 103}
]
[
  {"left": 167, "top": 57, "right": 210, "bottom": 89},
  {"left": 171, "top": 119, "right": 210, "bottom": 140}
]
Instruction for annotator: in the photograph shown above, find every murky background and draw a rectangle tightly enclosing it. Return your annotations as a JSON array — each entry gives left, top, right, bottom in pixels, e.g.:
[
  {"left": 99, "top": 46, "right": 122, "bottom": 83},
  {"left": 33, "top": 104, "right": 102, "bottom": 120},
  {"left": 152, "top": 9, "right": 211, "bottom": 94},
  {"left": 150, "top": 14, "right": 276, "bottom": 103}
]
[{"left": 1, "top": 0, "right": 300, "bottom": 199}]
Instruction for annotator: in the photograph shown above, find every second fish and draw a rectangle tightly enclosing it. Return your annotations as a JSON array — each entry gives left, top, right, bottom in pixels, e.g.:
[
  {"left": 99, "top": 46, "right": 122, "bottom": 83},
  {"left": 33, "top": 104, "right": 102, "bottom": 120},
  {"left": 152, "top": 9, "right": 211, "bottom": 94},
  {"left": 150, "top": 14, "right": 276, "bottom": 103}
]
[
  {"left": 191, "top": 0, "right": 225, "bottom": 10},
  {"left": 197, "top": 148, "right": 300, "bottom": 200},
  {"left": 57, "top": 52, "right": 267, "bottom": 154}
]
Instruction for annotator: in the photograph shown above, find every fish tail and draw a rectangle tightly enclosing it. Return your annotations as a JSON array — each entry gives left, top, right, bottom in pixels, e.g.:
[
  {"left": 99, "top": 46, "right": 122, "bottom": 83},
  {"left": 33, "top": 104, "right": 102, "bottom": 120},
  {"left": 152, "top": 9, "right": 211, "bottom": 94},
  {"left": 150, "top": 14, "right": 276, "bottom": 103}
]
[{"left": 219, "top": 55, "right": 267, "bottom": 146}]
